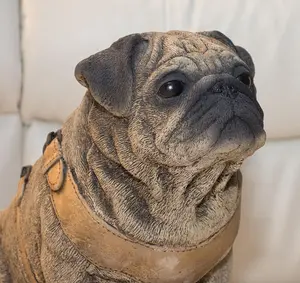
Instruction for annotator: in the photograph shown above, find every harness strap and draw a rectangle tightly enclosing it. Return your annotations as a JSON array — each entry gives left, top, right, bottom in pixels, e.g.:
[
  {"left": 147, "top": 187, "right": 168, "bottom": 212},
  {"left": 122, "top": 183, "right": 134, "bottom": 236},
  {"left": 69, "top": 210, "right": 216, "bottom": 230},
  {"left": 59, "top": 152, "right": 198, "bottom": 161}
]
[
  {"left": 16, "top": 166, "right": 39, "bottom": 283},
  {"left": 42, "top": 135, "right": 241, "bottom": 283}
]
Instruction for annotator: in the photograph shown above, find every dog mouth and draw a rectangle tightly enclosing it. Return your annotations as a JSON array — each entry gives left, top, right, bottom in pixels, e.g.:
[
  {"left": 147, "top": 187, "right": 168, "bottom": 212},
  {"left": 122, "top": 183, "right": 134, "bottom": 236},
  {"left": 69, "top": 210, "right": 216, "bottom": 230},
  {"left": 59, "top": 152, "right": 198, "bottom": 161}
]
[
  {"left": 166, "top": 94, "right": 263, "bottom": 140},
  {"left": 211, "top": 114, "right": 265, "bottom": 155},
  {"left": 155, "top": 92, "right": 265, "bottom": 165}
]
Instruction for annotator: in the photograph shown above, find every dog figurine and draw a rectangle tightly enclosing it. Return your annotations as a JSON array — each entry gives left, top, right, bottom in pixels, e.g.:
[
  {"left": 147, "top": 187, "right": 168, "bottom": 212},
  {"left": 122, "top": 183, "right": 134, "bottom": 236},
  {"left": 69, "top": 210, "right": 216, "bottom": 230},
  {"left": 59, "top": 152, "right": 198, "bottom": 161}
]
[{"left": 0, "top": 30, "right": 266, "bottom": 283}]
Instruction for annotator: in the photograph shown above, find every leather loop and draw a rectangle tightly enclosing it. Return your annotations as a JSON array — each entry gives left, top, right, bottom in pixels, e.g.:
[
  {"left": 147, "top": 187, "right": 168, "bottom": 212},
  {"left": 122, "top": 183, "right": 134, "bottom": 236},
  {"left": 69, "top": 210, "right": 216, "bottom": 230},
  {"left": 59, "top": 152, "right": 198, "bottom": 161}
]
[
  {"left": 46, "top": 158, "right": 66, "bottom": 192},
  {"left": 43, "top": 138, "right": 65, "bottom": 192},
  {"left": 44, "top": 137, "right": 241, "bottom": 283},
  {"left": 42, "top": 138, "right": 61, "bottom": 173}
]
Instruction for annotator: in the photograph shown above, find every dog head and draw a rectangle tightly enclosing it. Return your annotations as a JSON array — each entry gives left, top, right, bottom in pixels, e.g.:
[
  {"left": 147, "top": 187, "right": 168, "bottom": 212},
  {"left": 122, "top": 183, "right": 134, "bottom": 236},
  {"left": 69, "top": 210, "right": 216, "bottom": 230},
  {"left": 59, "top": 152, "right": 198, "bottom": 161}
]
[{"left": 75, "top": 30, "right": 266, "bottom": 167}]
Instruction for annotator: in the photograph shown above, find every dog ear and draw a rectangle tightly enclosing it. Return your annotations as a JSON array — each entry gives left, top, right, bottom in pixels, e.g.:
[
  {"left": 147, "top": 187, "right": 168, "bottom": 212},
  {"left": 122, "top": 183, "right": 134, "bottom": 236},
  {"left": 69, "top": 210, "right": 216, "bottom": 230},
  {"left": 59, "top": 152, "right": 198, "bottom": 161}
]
[
  {"left": 200, "top": 30, "right": 236, "bottom": 50},
  {"left": 75, "top": 34, "right": 147, "bottom": 117},
  {"left": 200, "top": 30, "right": 255, "bottom": 76},
  {"left": 234, "top": 45, "right": 255, "bottom": 76}
]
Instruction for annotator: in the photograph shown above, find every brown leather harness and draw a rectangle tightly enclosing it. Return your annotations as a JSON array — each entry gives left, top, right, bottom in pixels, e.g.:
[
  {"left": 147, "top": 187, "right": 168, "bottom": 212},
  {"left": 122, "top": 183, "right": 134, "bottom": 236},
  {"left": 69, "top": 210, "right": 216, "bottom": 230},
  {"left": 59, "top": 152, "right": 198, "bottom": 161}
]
[{"left": 17, "top": 133, "right": 241, "bottom": 283}]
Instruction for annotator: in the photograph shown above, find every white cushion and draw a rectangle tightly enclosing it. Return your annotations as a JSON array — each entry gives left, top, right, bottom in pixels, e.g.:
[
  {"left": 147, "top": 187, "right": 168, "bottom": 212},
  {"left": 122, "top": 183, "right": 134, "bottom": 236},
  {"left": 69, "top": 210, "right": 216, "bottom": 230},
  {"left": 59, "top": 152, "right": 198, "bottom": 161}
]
[
  {"left": 21, "top": 0, "right": 166, "bottom": 123},
  {"left": 233, "top": 138, "right": 300, "bottom": 282},
  {"left": 23, "top": 120, "right": 62, "bottom": 166},
  {"left": 0, "top": 115, "right": 22, "bottom": 209},
  {"left": 22, "top": 0, "right": 300, "bottom": 139},
  {"left": 0, "top": 0, "right": 21, "bottom": 113}
]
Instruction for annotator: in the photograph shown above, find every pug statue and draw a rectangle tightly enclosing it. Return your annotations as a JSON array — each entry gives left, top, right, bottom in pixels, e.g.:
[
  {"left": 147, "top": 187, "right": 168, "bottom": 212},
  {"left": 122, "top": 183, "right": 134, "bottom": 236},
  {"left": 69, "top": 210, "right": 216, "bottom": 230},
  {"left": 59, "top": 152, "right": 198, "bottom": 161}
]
[{"left": 0, "top": 30, "right": 266, "bottom": 283}]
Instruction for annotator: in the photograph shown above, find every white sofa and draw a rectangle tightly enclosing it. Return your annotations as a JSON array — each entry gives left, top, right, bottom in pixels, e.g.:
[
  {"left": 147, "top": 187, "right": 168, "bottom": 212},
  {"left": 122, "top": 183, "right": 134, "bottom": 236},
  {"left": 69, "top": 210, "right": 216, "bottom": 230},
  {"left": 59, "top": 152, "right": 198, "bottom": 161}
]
[{"left": 1, "top": 0, "right": 299, "bottom": 282}]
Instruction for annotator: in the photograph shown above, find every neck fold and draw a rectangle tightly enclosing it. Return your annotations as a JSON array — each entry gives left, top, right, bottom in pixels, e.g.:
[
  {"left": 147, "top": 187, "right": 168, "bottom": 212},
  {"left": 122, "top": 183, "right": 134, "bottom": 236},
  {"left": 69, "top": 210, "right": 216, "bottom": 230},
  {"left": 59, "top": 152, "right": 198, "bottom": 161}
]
[{"left": 61, "top": 94, "right": 241, "bottom": 247}]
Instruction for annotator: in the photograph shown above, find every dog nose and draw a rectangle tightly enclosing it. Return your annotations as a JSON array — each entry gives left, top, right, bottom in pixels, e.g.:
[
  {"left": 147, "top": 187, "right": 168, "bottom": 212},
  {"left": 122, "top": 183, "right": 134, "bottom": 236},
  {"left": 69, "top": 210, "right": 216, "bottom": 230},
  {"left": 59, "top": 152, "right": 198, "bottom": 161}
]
[{"left": 209, "top": 81, "right": 239, "bottom": 99}]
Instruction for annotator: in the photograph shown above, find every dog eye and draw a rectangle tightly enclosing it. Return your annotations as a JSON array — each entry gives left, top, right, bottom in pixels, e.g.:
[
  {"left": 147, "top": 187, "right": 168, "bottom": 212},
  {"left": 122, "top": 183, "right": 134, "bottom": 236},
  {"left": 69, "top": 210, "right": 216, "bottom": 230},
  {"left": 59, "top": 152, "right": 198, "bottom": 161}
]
[
  {"left": 158, "top": 80, "right": 185, "bottom": 98},
  {"left": 237, "top": 73, "right": 252, "bottom": 87}
]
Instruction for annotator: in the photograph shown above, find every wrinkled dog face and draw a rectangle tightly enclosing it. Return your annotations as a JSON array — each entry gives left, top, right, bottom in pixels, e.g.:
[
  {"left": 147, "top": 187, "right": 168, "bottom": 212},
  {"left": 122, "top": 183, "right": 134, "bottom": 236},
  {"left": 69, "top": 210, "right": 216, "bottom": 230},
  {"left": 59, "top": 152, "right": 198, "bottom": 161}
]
[{"left": 75, "top": 31, "right": 266, "bottom": 167}]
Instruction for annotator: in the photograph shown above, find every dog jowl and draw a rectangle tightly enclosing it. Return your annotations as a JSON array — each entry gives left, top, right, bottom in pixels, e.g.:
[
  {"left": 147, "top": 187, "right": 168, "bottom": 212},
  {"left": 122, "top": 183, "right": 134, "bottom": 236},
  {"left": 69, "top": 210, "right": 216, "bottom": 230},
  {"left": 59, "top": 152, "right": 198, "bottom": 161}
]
[{"left": 0, "top": 31, "right": 266, "bottom": 283}]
